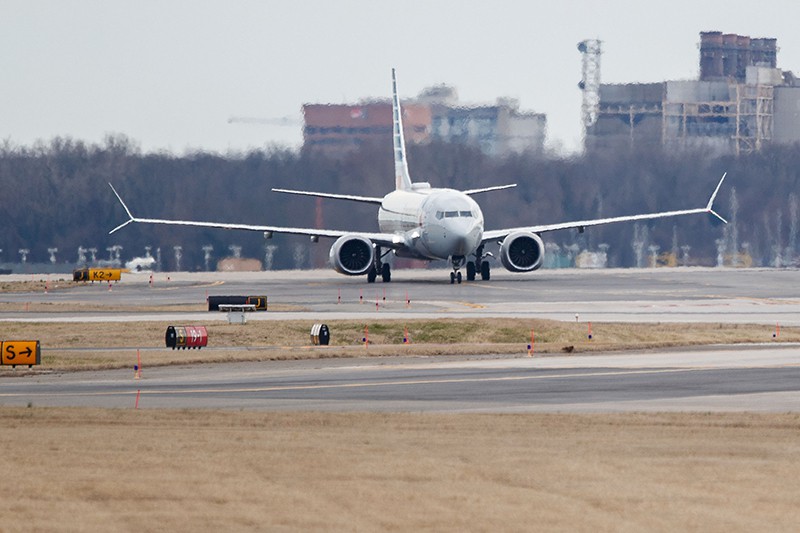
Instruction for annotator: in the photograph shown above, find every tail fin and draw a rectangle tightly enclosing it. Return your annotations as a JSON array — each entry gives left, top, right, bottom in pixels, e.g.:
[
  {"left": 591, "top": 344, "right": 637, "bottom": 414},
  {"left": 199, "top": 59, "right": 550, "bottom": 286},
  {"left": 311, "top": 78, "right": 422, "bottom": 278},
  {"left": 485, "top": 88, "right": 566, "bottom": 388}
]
[{"left": 392, "top": 68, "right": 413, "bottom": 191}]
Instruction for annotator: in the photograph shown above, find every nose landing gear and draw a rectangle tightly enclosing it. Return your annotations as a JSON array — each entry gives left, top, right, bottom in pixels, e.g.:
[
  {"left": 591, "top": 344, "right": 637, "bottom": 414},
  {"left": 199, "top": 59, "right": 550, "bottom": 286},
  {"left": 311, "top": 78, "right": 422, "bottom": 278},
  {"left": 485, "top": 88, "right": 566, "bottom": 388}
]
[{"left": 450, "top": 255, "right": 466, "bottom": 284}]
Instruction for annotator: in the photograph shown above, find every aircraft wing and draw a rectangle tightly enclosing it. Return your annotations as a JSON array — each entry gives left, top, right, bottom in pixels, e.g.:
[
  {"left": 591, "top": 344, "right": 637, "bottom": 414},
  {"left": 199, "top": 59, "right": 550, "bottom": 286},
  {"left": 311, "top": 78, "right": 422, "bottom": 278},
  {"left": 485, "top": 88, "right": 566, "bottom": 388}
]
[
  {"left": 271, "top": 188, "right": 384, "bottom": 204},
  {"left": 108, "top": 183, "right": 403, "bottom": 246},
  {"left": 482, "top": 173, "right": 727, "bottom": 243}
]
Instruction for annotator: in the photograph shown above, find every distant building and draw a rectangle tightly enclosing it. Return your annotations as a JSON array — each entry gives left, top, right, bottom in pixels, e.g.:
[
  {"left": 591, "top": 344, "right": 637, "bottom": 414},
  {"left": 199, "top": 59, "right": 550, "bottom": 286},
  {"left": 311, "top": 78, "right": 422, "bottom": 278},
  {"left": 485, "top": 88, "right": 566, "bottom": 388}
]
[
  {"left": 303, "top": 85, "right": 546, "bottom": 157},
  {"left": 302, "top": 101, "right": 431, "bottom": 155},
  {"left": 774, "top": 83, "right": 800, "bottom": 145},
  {"left": 699, "top": 31, "right": 777, "bottom": 82},
  {"left": 586, "top": 31, "right": 800, "bottom": 154},
  {"left": 429, "top": 96, "right": 546, "bottom": 157}
]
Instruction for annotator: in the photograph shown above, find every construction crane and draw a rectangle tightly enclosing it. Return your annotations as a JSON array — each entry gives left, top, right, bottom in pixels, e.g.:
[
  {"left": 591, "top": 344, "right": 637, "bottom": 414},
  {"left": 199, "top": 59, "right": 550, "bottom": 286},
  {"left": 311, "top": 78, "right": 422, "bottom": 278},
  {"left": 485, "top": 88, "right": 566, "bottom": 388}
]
[{"left": 227, "top": 116, "right": 302, "bottom": 126}]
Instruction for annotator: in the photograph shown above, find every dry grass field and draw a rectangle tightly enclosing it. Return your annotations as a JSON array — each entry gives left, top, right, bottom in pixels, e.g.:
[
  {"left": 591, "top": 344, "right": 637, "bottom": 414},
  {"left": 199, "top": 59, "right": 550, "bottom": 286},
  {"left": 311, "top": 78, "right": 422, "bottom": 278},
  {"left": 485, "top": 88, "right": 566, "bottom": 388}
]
[
  {"left": 3, "top": 280, "right": 800, "bottom": 530},
  {"left": 1, "top": 408, "right": 799, "bottom": 531},
  {"left": 0, "top": 318, "right": 797, "bottom": 371}
]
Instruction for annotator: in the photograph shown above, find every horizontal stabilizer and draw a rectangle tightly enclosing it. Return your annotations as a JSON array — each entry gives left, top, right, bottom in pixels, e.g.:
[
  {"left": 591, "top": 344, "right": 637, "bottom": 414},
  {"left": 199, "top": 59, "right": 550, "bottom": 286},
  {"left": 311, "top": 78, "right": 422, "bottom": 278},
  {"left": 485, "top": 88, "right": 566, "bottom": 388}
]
[
  {"left": 271, "top": 188, "right": 384, "bottom": 204},
  {"left": 462, "top": 184, "right": 517, "bottom": 195}
]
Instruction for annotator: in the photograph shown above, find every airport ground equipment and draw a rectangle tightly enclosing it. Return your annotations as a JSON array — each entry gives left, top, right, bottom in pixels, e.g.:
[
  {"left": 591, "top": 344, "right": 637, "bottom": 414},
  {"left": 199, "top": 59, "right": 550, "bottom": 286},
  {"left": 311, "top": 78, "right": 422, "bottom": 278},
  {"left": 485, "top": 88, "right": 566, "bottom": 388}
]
[
  {"left": 207, "top": 295, "right": 267, "bottom": 312},
  {"left": 165, "top": 326, "right": 208, "bottom": 350},
  {"left": 310, "top": 324, "right": 330, "bottom": 346}
]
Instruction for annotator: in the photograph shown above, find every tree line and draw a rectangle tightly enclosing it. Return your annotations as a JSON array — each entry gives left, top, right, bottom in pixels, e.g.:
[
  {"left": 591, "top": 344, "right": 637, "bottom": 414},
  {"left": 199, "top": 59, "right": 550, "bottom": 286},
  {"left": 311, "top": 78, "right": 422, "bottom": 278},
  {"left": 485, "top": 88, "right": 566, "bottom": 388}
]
[{"left": 1, "top": 134, "right": 799, "bottom": 271}]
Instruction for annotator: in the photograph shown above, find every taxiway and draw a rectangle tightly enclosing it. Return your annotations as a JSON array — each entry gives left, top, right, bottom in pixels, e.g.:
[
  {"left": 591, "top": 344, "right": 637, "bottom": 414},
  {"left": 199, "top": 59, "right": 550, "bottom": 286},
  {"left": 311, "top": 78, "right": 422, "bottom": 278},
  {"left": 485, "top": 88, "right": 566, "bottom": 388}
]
[{"left": 2, "top": 267, "right": 800, "bottom": 412}]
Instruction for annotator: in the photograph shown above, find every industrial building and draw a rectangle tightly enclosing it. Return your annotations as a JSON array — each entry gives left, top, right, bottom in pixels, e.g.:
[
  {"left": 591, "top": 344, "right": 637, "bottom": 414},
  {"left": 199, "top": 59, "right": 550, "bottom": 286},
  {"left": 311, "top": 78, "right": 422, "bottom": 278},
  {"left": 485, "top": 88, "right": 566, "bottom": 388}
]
[
  {"left": 583, "top": 32, "right": 800, "bottom": 154},
  {"left": 303, "top": 84, "right": 546, "bottom": 157}
]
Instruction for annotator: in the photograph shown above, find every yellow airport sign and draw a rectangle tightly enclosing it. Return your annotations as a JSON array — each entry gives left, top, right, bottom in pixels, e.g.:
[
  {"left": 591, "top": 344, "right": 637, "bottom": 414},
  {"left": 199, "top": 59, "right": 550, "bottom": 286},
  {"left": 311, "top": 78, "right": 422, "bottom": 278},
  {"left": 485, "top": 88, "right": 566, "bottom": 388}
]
[
  {"left": 1, "top": 340, "right": 41, "bottom": 367},
  {"left": 89, "top": 268, "right": 122, "bottom": 281},
  {"left": 73, "top": 268, "right": 123, "bottom": 282}
]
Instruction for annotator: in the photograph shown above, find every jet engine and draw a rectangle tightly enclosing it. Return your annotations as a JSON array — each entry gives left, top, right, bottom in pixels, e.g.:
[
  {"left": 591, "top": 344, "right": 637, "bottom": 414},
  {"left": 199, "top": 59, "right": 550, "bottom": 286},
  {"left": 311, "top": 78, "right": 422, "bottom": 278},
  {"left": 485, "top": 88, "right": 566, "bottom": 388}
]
[
  {"left": 329, "top": 235, "right": 374, "bottom": 276},
  {"left": 499, "top": 231, "right": 545, "bottom": 272}
]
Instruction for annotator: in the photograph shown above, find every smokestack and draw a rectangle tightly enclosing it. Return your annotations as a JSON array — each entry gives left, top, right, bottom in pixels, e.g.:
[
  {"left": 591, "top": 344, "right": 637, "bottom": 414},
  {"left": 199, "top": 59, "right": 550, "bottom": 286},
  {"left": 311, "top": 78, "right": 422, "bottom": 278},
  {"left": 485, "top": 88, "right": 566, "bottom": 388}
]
[
  {"left": 700, "top": 31, "right": 724, "bottom": 80},
  {"left": 700, "top": 31, "right": 779, "bottom": 82}
]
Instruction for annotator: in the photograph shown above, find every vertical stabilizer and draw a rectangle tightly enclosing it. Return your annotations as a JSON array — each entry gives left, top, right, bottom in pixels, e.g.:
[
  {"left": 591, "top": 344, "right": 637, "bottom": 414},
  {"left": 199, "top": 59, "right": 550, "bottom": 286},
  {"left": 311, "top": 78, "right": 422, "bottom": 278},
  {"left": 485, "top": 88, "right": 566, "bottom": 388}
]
[{"left": 392, "top": 68, "right": 413, "bottom": 191}]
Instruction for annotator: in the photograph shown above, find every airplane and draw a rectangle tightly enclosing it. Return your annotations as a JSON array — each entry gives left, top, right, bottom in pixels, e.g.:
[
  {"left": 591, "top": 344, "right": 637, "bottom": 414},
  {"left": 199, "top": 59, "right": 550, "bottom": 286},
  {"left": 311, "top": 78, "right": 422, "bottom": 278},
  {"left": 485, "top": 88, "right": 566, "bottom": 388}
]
[
  {"left": 124, "top": 256, "right": 156, "bottom": 273},
  {"left": 109, "top": 69, "right": 727, "bottom": 284}
]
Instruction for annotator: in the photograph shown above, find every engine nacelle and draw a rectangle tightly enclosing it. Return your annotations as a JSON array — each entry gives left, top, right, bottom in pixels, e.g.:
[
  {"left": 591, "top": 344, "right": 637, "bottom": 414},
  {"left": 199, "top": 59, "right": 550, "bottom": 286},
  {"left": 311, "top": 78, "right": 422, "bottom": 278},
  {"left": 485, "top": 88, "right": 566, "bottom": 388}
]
[
  {"left": 499, "top": 231, "right": 545, "bottom": 272},
  {"left": 329, "top": 235, "right": 374, "bottom": 276}
]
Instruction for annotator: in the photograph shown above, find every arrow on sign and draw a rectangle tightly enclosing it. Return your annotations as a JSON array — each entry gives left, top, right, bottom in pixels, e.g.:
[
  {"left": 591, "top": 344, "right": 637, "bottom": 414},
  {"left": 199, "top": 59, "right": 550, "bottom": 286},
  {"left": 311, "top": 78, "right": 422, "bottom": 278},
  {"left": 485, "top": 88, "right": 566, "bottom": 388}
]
[{"left": 2, "top": 341, "right": 38, "bottom": 365}]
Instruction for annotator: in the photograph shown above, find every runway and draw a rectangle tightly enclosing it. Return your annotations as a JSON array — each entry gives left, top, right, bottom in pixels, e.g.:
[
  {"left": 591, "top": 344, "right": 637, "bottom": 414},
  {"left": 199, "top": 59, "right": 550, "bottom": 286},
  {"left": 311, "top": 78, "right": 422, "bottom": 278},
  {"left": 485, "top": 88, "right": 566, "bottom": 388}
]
[
  {"left": 3, "top": 267, "right": 800, "bottom": 324},
  {"left": 2, "top": 345, "right": 800, "bottom": 412},
  {"left": 2, "top": 267, "right": 800, "bottom": 412}
]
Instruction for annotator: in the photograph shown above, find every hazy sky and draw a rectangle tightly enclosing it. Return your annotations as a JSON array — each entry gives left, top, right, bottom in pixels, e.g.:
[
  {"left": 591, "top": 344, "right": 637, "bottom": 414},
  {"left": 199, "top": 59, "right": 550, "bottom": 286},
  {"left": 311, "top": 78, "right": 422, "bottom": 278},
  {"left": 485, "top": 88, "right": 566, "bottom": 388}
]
[{"left": 3, "top": 1, "right": 799, "bottom": 155}]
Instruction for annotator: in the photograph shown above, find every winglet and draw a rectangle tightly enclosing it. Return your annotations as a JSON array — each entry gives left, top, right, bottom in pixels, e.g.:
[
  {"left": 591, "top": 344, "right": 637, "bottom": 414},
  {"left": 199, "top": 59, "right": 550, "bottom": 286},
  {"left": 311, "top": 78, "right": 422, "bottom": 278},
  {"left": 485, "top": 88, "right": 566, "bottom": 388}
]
[
  {"left": 705, "top": 172, "right": 728, "bottom": 223},
  {"left": 108, "top": 183, "right": 136, "bottom": 234},
  {"left": 392, "top": 68, "right": 413, "bottom": 191}
]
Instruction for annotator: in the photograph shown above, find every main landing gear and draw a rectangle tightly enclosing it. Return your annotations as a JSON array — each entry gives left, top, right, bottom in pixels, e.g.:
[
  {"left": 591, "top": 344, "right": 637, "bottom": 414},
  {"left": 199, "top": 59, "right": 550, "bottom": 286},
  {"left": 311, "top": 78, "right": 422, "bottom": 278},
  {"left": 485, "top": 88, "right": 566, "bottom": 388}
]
[
  {"left": 367, "top": 246, "right": 391, "bottom": 283},
  {"left": 465, "top": 245, "right": 491, "bottom": 282}
]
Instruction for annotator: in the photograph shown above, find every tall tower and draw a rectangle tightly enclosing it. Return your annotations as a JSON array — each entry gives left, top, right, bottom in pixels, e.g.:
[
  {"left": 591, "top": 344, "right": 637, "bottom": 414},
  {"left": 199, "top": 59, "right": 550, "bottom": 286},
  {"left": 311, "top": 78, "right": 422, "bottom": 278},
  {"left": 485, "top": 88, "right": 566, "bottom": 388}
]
[{"left": 578, "top": 39, "right": 602, "bottom": 138}]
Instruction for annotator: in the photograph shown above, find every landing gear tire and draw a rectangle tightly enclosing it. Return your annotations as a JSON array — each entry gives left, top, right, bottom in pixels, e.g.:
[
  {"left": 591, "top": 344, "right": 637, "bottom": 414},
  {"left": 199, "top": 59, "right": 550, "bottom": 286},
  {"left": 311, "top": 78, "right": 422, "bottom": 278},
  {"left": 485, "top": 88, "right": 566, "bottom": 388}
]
[
  {"left": 367, "top": 266, "right": 377, "bottom": 283},
  {"left": 480, "top": 261, "right": 490, "bottom": 281},
  {"left": 450, "top": 272, "right": 455, "bottom": 284},
  {"left": 457, "top": 271, "right": 462, "bottom": 284},
  {"left": 466, "top": 261, "right": 476, "bottom": 281},
  {"left": 381, "top": 263, "right": 391, "bottom": 282}
]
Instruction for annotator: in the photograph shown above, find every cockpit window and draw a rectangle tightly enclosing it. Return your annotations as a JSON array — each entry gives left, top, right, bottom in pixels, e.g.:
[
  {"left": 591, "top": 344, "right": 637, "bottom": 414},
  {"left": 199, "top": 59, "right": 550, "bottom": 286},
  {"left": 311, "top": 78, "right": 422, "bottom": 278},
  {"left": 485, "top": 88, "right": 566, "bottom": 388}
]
[{"left": 436, "top": 209, "right": 475, "bottom": 220}]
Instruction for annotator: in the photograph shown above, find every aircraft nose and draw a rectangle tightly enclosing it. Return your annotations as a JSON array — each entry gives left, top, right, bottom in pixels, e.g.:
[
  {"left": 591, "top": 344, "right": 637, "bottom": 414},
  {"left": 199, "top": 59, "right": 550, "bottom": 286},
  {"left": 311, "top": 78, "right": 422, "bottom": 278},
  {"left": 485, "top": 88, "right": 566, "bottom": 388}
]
[{"left": 448, "top": 220, "right": 482, "bottom": 255}]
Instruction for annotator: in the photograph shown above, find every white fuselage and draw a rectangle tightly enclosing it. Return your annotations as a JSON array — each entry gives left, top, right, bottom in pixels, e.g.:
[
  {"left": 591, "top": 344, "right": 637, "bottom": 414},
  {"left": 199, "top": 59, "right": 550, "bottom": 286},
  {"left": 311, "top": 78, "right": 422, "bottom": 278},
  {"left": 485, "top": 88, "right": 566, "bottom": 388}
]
[{"left": 378, "top": 187, "right": 484, "bottom": 261}]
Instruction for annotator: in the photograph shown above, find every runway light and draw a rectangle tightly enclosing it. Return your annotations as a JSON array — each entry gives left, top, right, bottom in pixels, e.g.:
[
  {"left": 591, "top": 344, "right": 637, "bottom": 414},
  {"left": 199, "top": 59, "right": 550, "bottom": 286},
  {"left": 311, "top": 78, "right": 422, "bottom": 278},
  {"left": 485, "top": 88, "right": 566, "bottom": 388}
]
[
  {"left": 527, "top": 328, "right": 534, "bottom": 357},
  {"left": 588, "top": 322, "right": 593, "bottom": 340},
  {"left": 134, "top": 349, "right": 142, "bottom": 380}
]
